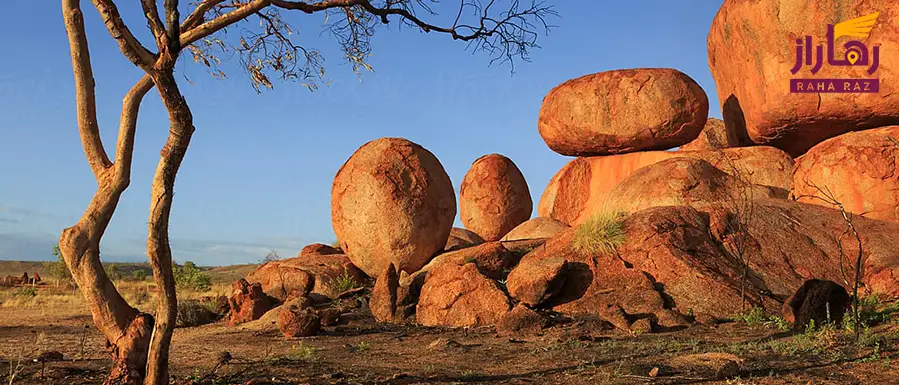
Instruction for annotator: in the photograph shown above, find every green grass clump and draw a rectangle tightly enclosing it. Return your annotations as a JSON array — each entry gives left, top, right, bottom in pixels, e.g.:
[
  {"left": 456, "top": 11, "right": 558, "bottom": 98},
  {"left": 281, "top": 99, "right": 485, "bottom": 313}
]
[
  {"left": 330, "top": 269, "right": 361, "bottom": 294},
  {"left": 572, "top": 212, "right": 626, "bottom": 255}
]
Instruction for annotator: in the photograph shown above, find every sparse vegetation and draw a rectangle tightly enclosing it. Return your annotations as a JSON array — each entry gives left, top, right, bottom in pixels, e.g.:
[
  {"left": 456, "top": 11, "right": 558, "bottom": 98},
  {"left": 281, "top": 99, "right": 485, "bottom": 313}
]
[
  {"left": 289, "top": 341, "right": 317, "bottom": 361},
  {"left": 329, "top": 269, "right": 361, "bottom": 294},
  {"left": 174, "top": 261, "right": 213, "bottom": 292},
  {"left": 572, "top": 211, "right": 627, "bottom": 255},
  {"left": 13, "top": 287, "right": 37, "bottom": 298},
  {"left": 261, "top": 250, "right": 281, "bottom": 264},
  {"left": 131, "top": 269, "right": 148, "bottom": 281},
  {"left": 176, "top": 300, "right": 220, "bottom": 327}
]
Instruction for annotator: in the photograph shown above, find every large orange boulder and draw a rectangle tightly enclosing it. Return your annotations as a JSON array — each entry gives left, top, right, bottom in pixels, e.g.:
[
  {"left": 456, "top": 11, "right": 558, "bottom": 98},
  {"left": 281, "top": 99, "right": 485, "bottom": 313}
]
[
  {"left": 460, "top": 154, "right": 532, "bottom": 241},
  {"left": 678, "top": 118, "right": 750, "bottom": 151},
  {"left": 538, "top": 146, "right": 793, "bottom": 225},
  {"left": 708, "top": 0, "right": 899, "bottom": 156},
  {"left": 332, "top": 137, "right": 456, "bottom": 276},
  {"left": 792, "top": 126, "right": 899, "bottom": 223},
  {"left": 538, "top": 68, "right": 708, "bottom": 156},
  {"left": 416, "top": 263, "right": 511, "bottom": 327},
  {"left": 604, "top": 158, "right": 779, "bottom": 214}
]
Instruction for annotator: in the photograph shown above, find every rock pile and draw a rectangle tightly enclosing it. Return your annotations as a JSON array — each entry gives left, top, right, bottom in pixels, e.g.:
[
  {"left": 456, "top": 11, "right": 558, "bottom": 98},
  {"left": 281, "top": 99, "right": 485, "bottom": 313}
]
[{"left": 231, "top": 0, "right": 899, "bottom": 337}]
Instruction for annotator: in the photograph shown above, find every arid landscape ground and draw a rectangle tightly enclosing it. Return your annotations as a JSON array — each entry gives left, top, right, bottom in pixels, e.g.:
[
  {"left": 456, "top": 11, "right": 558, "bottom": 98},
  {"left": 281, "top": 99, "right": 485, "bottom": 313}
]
[{"left": 2, "top": 262, "right": 899, "bottom": 385}]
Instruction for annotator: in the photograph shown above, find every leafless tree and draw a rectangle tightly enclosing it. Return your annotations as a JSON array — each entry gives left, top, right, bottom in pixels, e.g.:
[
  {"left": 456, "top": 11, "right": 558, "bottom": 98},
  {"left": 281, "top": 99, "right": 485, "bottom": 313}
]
[
  {"left": 712, "top": 152, "right": 756, "bottom": 312},
  {"left": 795, "top": 182, "right": 863, "bottom": 338},
  {"left": 57, "top": 1, "right": 555, "bottom": 384}
]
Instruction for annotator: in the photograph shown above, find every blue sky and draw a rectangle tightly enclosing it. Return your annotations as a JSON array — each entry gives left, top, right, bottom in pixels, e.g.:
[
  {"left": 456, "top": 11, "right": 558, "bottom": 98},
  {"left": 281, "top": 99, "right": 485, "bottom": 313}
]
[{"left": 0, "top": 0, "right": 724, "bottom": 265}]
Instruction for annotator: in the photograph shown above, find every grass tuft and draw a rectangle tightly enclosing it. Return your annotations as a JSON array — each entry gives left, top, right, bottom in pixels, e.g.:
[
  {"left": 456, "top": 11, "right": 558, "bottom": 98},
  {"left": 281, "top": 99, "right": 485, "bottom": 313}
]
[{"left": 572, "top": 211, "right": 627, "bottom": 255}]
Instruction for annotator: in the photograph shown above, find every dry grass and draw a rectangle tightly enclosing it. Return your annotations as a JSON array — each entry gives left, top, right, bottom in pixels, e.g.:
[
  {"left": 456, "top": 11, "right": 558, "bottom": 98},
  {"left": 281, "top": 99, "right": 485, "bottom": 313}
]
[
  {"left": 0, "top": 280, "right": 232, "bottom": 315},
  {"left": 572, "top": 211, "right": 627, "bottom": 256}
]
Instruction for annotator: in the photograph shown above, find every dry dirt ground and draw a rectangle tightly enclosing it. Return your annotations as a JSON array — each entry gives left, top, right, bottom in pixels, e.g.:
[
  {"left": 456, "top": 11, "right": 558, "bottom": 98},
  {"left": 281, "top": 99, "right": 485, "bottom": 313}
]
[{"left": 2, "top": 299, "right": 899, "bottom": 385}]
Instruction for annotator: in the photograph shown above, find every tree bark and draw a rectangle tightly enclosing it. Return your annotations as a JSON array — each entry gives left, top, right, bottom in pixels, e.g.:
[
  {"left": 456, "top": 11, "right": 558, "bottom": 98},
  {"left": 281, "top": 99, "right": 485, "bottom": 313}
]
[
  {"left": 143, "top": 70, "right": 195, "bottom": 385},
  {"left": 62, "top": 3, "right": 156, "bottom": 383}
]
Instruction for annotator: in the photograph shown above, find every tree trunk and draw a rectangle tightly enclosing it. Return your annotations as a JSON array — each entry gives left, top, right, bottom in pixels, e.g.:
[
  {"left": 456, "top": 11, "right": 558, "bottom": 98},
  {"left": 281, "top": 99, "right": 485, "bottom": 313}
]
[
  {"left": 143, "top": 70, "right": 196, "bottom": 385},
  {"left": 59, "top": 182, "right": 154, "bottom": 385}
]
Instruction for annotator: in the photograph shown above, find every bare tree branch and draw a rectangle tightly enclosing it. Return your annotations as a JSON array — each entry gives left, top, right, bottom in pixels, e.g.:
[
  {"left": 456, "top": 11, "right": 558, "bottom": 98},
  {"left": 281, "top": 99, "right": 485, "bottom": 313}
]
[
  {"left": 180, "top": 0, "right": 273, "bottom": 47},
  {"left": 113, "top": 76, "right": 154, "bottom": 186},
  {"left": 63, "top": 0, "right": 113, "bottom": 181},
  {"left": 90, "top": 0, "right": 157, "bottom": 69},
  {"left": 140, "top": 0, "right": 167, "bottom": 40},
  {"left": 182, "top": 0, "right": 228, "bottom": 30}
]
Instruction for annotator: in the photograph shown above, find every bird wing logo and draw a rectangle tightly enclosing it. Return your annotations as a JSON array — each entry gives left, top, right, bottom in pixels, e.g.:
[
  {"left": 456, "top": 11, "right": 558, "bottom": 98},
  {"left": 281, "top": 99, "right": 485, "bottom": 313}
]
[{"left": 833, "top": 12, "right": 880, "bottom": 40}]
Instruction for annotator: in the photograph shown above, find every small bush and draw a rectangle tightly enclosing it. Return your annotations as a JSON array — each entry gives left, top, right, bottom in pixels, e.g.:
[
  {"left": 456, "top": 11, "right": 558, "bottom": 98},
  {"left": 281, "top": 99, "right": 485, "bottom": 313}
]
[
  {"left": 174, "top": 261, "right": 212, "bottom": 292},
  {"left": 289, "top": 341, "right": 317, "bottom": 361},
  {"left": 14, "top": 287, "right": 37, "bottom": 297},
  {"left": 176, "top": 300, "right": 219, "bottom": 327},
  {"left": 572, "top": 211, "right": 626, "bottom": 255},
  {"left": 330, "top": 269, "right": 361, "bottom": 294},
  {"left": 131, "top": 270, "right": 148, "bottom": 281}
]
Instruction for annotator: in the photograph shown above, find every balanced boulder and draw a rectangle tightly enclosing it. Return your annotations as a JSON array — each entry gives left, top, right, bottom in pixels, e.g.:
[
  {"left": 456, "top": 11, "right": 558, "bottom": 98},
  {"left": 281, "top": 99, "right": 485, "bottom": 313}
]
[
  {"left": 708, "top": 0, "right": 899, "bottom": 156},
  {"left": 538, "top": 146, "right": 793, "bottom": 225},
  {"left": 332, "top": 137, "right": 456, "bottom": 276},
  {"left": 538, "top": 68, "right": 708, "bottom": 156},
  {"left": 460, "top": 154, "right": 532, "bottom": 241},
  {"left": 417, "top": 263, "right": 511, "bottom": 327},
  {"left": 792, "top": 126, "right": 899, "bottom": 223}
]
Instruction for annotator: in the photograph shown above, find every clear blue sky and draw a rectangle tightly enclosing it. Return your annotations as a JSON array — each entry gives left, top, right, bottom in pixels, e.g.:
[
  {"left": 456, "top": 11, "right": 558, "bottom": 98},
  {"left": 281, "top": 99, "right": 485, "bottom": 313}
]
[{"left": 0, "top": 0, "right": 724, "bottom": 265}]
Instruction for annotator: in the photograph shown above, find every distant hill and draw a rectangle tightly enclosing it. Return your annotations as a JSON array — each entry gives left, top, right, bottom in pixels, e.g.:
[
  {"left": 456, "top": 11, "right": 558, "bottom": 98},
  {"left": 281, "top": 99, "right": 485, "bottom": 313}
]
[{"left": 0, "top": 260, "right": 258, "bottom": 283}]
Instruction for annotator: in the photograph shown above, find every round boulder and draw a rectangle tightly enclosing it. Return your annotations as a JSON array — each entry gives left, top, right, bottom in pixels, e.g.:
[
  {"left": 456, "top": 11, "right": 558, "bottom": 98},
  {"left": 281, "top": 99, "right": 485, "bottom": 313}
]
[
  {"left": 538, "top": 68, "right": 709, "bottom": 156},
  {"left": 792, "top": 126, "right": 899, "bottom": 223},
  {"left": 460, "top": 154, "right": 533, "bottom": 241},
  {"left": 332, "top": 138, "right": 456, "bottom": 276}
]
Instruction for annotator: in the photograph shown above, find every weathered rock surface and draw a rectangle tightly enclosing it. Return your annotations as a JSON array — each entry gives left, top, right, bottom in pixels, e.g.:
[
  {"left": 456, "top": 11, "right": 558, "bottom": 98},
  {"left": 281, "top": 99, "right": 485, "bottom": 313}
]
[
  {"left": 604, "top": 158, "right": 779, "bottom": 214},
  {"left": 708, "top": 0, "right": 899, "bottom": 156},
  {"left": 414, "top": 241, "right": 519, "bottom": 281},
  {"left": 300, "top": 243, "right": 342, "bottom": 257},
  {"left": 279, "top": 305, "right": 321, "bottom": 338},
  {"left": 332, "top": 137, "right": 456, "bottom": 276},
  {"left": 506, "top": 257, "right": 568, "bottom": 306},
  {"left": 501, "top": 217, "right": 569, "bottom": 241},
  {"left": 246, "top": 253, "right": 366, "bottom": 302},
  {"left": 370, "top": 263, "right": 399, "bottom": 323},
  {"left": 496, "top": 304, "right": 546, "bottom": 337},
  {"left": 460, "top": 154, "right": 533, "bottom": 241},
  {"left": 678, "top": 118, "right": 750, "bottom": 151},
  {"left": 417, "top": 263, "right": 511, "bottom": 327},
  {"left": 520, "top": 198, "right": 899, "bottom": 326},
  {"left": 792, "top": 126, "right": 899, "bottom": 223},
  {"left": 228, "top": 279, "right": 272, "bottom": 326},
  {"left": 538, "top": 146, "right": 794, "bottom": 225},
  {"left": 538, "top": 68, "right": 709, "bottom": 156},
  {"left": 782, "top": 279, "right": 850, "bottom": 329},
  {"left": 445, "top": 227, "right": 485, "bottom": 251}
]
